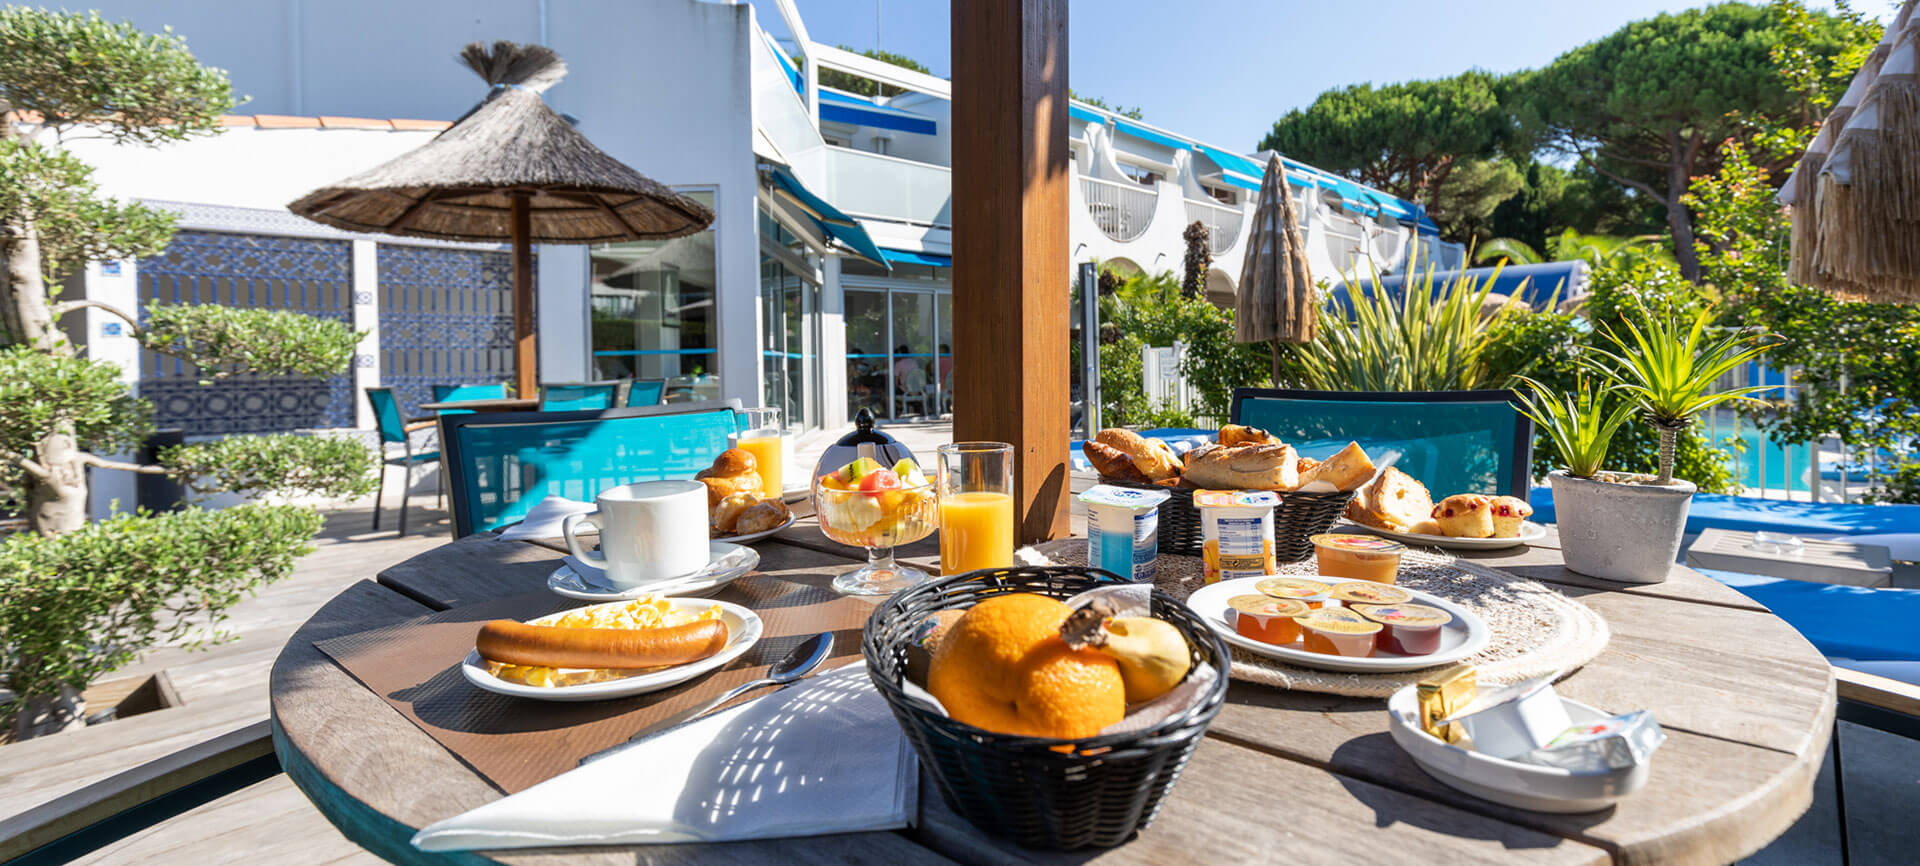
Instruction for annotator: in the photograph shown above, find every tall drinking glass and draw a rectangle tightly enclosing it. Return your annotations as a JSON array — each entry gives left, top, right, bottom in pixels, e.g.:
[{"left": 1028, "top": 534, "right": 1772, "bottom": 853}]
[
  {"left": 734, "top": 407, "right": 784, "bottom": 498},
  {"left": 937, "top": 442, "right": 1015, "bottom": 574}
]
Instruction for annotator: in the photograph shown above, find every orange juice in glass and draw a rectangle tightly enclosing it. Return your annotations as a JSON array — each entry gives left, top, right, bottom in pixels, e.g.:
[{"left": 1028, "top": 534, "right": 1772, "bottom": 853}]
[
  {"left": 734, "top": 407, "right": 784, "bottom": 498},
  {"left": 937, "top": 442, "right": 1015, "bottom": 574}
]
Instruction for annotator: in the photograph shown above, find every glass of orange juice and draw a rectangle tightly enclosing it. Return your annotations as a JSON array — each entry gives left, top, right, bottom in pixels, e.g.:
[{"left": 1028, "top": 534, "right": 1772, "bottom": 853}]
[
  {"left": 937, "top": 442, "right": 1015, "bottom": 574},
  {"left": 733, "top": 407, "right": 784, "bottom": 498}
]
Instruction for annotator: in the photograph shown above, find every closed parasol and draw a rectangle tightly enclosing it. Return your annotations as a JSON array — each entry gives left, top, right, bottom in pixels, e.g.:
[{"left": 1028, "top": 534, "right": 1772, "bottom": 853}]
[
  {"left": 289, "top": 42, "right": 713, "bottom": 397},
  {"left": 1235, "top": 155, "right": 1316, "bottom": 380},
  {"left": 1784, "top": 0, "right": 1920, "bottom": 302}
]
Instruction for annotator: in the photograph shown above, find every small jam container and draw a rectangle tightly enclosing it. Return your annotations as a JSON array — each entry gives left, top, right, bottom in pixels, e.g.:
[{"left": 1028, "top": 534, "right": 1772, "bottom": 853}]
[
  {"left": 1328, "top": 581, "right": 1413, "bottom": 606},
  {"left": 1310, "top": 533, "right": 1408, "bottom": 584},
  {"left": 1227, "top": 595, "right": 1309, "bottom": 645},
  {"left": 1439, "top": 673, "right": 1571, "bottom": 760},
  {"left": 1256, "top": 576, "right": 1333, "bottom": 608},
  {"left": 1078, "top": 485, "right": 1172, "bottom": 583},
  {"left": 1194, "top": 489, "right": 1280, "bottom": 584},
  {"left": 1297, "top": 608, "right": 1380, "bottom": 657},
  {"left": 1352, "top": 602, "right": 1453, "bottom": 655}
]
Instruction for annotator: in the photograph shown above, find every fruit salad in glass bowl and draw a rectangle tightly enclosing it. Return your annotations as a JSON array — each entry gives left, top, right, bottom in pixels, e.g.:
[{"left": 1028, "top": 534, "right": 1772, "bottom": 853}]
[{"left": 813, "top": 456, "right": 940, "bottom": 595}]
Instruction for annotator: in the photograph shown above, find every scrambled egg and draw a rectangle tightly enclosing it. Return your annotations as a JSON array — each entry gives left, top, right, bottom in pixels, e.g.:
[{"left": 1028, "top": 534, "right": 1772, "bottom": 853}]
[{"left": 486, "top": 596, "right": 724, "bottom": 687}]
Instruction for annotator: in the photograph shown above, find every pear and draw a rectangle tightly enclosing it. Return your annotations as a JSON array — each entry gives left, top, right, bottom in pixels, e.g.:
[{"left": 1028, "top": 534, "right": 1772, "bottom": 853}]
[{"left": 1060, "top": 602, "right": 1191, "bottom": 703}]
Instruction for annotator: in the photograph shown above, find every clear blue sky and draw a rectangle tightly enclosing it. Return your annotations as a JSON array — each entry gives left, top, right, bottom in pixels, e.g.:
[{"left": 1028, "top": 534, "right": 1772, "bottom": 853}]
[{"left": 755, "top": 0, "right": 1866, "bottom": 152}]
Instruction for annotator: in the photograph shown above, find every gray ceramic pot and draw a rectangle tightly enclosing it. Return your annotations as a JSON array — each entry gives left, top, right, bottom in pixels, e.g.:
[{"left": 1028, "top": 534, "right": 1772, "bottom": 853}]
[{"left": 1548, "top": 470, "right": 1695, "bottom": 584}]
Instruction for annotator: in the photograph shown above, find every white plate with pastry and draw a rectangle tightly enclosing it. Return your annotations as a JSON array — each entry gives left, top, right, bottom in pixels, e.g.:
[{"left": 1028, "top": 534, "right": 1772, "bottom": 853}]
[
  {"left": 1349, "top": 520, "right": 1547, "bottom": 551},
  {"left": 548, "top": 541, "right": 758, "bottom": 600},
  {"left": 463, "top": 596, "right": 763, "bottom": 701},
  {"left": 713, "top": 512, "right": 796, "bottom": 544},
  {"left": 1187, "top": 577, "right": 1489, "bottom": 673}
]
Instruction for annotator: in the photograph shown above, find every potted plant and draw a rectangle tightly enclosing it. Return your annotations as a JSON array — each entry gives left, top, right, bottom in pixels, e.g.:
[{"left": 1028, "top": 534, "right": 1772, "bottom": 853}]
[{"left": 1515, "top": 306, "right": 1772, "bottom": 583}]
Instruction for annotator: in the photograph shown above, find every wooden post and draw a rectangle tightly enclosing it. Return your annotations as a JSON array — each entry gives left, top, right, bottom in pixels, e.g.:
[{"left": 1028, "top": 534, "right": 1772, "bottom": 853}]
[
  {"left": 951, "top": 0, "right": 1070, "bottom": 543},
  {"left": 509, "top": 193, "right": 537, "bottom": 399}
]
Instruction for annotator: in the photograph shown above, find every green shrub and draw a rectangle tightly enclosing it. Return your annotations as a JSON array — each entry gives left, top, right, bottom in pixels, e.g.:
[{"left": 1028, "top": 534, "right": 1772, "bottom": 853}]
[
  {"left": 1290, "top": 266, "right": 1507, "bottom": 392},
  {"left": 161, "top": 433, "right": 377, "bottom": 501},
  {"left": 1095, "top": 271, "right": 1267, "bottom": 425},
  {"left": 0, "top": 504, "right": 322, "bottom": 731}
]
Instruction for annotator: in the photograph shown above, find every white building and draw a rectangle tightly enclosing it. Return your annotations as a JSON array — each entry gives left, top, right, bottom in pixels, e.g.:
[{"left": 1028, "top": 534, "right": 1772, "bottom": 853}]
[{"left": 57, "top": 0, "right": 1460, "bottom": 511}]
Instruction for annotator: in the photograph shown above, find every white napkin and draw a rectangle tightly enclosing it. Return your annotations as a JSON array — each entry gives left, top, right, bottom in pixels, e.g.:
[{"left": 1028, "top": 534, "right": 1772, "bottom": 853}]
[
  {"left": 495, "top": 495, "right": 595, "bottom": 541},
  {"left": 411, "top": 664, "right": 916, "bottom": 851}
]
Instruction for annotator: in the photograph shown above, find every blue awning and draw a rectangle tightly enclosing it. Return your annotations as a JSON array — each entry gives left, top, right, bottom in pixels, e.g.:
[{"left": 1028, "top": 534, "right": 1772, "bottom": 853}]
[
  {"left": 880, "top": 248, "right": 951, "bottom": 267},
  {"left": 1112, "top": 118, "right": 1189, "bottom": 153},
  {"left": 818, "top": 89, "right": 937, "bottom": 136},
  {"left": 765, "top": 165, "right": 891, "bottom": 268},
  {"left": 1069, "top": 103, "right": 1106, "bottom": 125}
]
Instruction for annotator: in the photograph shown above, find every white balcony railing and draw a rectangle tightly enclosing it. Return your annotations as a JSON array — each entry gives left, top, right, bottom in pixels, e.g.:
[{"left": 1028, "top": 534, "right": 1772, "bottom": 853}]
[
  {"left": 1082, "top": 176, "right": 1157, "bottom": 243},
  {"left": 1184, "top": 198, "right": 1244, "bottom": 254},
  {"left": 822, "top": 145, "right": 952, "bottom": 227}
]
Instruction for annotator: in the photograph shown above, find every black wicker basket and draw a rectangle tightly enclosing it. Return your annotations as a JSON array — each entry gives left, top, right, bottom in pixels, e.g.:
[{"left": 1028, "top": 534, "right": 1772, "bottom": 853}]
[
  {"left": 1102, "top": 479, "right": 1357, "bottom": 562},
  {"left": 863, "top": 566, "right": 1230, "bottom": 850}
]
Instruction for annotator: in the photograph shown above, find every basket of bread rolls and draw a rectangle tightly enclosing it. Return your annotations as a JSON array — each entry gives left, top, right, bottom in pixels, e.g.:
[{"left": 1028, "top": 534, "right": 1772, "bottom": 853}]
[{"left": 1082, "top": 425, "right": 1378, "bottom": 562}]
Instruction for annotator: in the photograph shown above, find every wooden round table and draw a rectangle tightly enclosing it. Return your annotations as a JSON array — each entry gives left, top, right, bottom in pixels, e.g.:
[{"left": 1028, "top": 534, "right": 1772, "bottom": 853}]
[{"left": 271, "top": 523, "right": 1834, "bottom": 865}]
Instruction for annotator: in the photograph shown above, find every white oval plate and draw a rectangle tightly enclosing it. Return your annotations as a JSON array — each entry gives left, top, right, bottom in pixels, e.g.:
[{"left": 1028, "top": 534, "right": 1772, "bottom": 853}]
[
  {"left": 461, "top": 598, "right": 763, "bottom": 702},
  {"left": 1387, "top": 685, "right": 1649, "bottom": 812},
  {"left": 1343, "top": 520, "right": 1547, "bottom": 551},
  {"left": 711, "top": 513, "right": 796, "bottom": 545},
  {"left": 548, "top": 542, "right": 759, "bottom": 601},
  {"left": 1186, "top": 577, "right": 1490, "bottom": 673}
]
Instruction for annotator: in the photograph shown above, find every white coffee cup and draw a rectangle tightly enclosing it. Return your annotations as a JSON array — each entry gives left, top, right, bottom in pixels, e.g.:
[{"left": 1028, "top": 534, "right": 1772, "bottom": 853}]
[{"left": 561, "top": 480, "right": 709, "bottom": 589}]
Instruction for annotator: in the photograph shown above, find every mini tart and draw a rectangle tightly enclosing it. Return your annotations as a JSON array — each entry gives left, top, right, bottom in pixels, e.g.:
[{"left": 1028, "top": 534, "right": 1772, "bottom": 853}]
[
  {"left": 1256, "top": 577, "right": 1332, "bottom": 607},
  {"left": 1329, "top": 581, "right": 1413, "bottom": 605},
  {"left": 1296, "top": 608, "right": 1380, "bottom": 657},
  {"left": 1227, "top": 595, "right": 1309, "bottom": 645}
]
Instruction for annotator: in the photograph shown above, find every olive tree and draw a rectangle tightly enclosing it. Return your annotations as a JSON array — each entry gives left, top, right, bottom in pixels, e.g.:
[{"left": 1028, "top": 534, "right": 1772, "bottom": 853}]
[{"left": 0, "top": 9, "right": 373, "bottom": 738}]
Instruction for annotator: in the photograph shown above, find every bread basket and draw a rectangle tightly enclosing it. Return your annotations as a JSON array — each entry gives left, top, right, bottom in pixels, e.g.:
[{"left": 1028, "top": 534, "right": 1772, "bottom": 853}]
[{"left": 1102, "top": 479, "right": 1354, "bottom": 562}]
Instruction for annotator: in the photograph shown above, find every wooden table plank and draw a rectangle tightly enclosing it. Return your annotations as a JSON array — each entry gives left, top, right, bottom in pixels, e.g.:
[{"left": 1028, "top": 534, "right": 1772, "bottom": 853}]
[
  {"left": 1452, "top": 527, "right": 1770, "bottom": 613},
  {"left": 271, "top": 580, "right": 949, "bottom": 865},
  {"left": 913, "top": 737, "right": 1608, "bottom": 865}
]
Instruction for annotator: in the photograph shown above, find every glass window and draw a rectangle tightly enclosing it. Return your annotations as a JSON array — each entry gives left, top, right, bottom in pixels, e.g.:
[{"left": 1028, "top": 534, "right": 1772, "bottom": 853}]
[
  {"left": 845, "top": 289, "right": 888, "bottom": 419},
  {"left": 759, "top": 206, "right": 820, "bottom": 429},
  {"left": 890, "top": 291, "right": 936, "bottom": 417},
  {"left": 935, "top": 293, "right": 953, "bottom": 415},
  {"left": 589, "top": 190, "right": 718, "bottom": 403}
]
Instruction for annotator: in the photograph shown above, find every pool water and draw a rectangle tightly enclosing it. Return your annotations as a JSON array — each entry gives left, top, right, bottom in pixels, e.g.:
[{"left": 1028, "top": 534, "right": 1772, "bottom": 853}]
[{"left": 1715, "top": 428, "right": 1814, "bottom": 494}]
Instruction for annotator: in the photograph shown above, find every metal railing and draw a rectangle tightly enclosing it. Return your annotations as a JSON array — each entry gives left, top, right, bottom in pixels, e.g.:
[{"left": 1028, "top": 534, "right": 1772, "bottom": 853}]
[
  {"left": 1183, "top": 197, "right": 1244, "bottom": 254},
  {"left": 1082, "top": 176, "right": 1157, "bottom": 243}
]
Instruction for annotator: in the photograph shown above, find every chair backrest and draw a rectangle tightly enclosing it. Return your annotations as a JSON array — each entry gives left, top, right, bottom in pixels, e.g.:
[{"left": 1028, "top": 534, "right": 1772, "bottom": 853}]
[
  {"left": 1230, "top": 388, "right": 1534, "bottom": 498},
  {"left": 540, "top": 381, "right": 623, "bottom": 412},
  {"left": 432, "top": 383, "right": 508, "bottom": 415},
  {"left": 364, "top": 387, "right": 408, "bottom": 444},
  {"left": 439, "top": 399, "right": 743, "bottom": 538},
  {"left": 625, "top": 378, "right": 668, "bottom": 407}
]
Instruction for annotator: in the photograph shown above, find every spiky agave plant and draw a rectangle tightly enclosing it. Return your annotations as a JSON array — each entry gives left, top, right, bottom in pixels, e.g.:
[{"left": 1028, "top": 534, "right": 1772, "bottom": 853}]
[
  {"left": 1511, "top": 375, "right": 1638, "bottom": 479},
  {"left": 1294, "top": 260, "right": 1508, "bottom": 392},
  {"left": 1587, "top": 305, "right": 1775, "bottom": 485}
]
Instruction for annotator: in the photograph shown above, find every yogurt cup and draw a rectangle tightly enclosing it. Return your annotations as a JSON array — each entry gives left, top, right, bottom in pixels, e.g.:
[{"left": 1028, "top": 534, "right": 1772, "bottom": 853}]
[
  {"left": 1310, "top": 533, "right": 1408, "bottom": 584},
  {"left": 1078, "top": 485, "right": 1172, "bottom": 582},
  {"left": 1352, "top": 602, "right": 1452, "bottom": 655},
  {"left": 1194, "top": 490, "right": 1280, "bottom": 584},
  {"left": 1227, "top": 594, "right": 1308, "bottom": 645},
  {"left": 1328, "top": 581, "right": 1413, "bottom": 606},
  {"left": 1256, "top": 577, "right": 1332, "bottom": 608},
  {"left": 1297, "top": 608, "right": 1380, "bottom": 657}
]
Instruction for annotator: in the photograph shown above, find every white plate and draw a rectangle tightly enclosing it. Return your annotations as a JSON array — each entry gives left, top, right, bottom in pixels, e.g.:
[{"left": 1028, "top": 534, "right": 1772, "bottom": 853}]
[
  {"left": 1343, "top": 520, "right": 1548, "bottom": 551},
  {"left": 1387, "top": 685, "right": 1649, "bottom": 812},
  {"left": 1186, "top": 577, "right": 1490, "bottom": 673},
  {"left": 461, "top": 598, "right": 763, "bottom": 702},
  {"left": 711, "top": 513, "right": 796, "bottom": 545},
  {"left": 547, "top": 541, "right": 759, "bottom": 601}
]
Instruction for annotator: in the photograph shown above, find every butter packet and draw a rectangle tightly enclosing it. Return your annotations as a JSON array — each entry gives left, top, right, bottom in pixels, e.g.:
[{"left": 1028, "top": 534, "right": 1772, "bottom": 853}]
[{"left": 1521, "top": 710, "right": 1666, "bottom": 772}]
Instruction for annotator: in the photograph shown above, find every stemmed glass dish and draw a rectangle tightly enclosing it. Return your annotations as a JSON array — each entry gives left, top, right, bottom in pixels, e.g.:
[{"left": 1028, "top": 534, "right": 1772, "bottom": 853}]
[{"left": 813, "top": 463, "right": 940, "bottom": 595}]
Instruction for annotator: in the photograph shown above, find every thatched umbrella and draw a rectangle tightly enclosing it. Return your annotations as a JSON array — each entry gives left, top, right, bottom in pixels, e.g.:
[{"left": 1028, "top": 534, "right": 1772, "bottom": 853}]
[
  {"left": 1234, "top": 155, "right": 1316, "bottom": 380},
  {"left": 289, "top": 42, "right": 713, "bottom": 397},
  {"left": 1785, "top": 0, "right": 1919, "bottom": 302}
]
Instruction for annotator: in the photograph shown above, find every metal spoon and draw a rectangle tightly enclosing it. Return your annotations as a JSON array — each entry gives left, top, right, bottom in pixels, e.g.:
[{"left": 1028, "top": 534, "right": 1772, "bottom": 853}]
[{"left": 579, "top": 631, "right": 835, "bottom": 765}]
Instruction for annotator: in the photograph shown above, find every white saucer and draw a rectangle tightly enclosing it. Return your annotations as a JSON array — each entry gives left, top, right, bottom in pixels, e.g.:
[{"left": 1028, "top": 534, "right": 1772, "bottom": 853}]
[
  {"left": 462, "top": 598, "right": 763, "bottom": 702},
  {"left": 1185, "top": 577, "right": 1490, "bottom": 673},
  {"left": 712, "top": 513, "right": 796, "bottom": 545},
  {"left": 1344, "top": 520, "right": 1548, "bottom": 551},
  {"left": 1387, "top": 685, "right": 1649, "bottom": 812},
  {"left": 547, "top": 541, "right": 759, "bottom": 600}
]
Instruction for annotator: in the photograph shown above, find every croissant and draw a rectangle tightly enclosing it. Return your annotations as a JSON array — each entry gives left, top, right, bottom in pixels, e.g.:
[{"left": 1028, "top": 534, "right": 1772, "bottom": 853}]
[
  {"left": 1083, "top": 440, "right": 1149, "bottom": 483},
  {"left": 1093, "top": 429, "right": 1180, "bottom": 480}
]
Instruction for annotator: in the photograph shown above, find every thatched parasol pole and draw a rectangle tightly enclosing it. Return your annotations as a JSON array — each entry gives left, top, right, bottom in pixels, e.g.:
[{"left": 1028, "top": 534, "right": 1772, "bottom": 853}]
[{"left": 509, "top": 192, "right": 536, "bottom": 397}]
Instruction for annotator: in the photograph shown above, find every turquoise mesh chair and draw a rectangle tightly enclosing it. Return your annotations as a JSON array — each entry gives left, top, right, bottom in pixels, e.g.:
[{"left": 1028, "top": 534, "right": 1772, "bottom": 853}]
[
  {"left": 1230, "top": 388, "right": 1534, "bottom": 498},
  {"left": 439, "top": 400, "right": 742, "bottom": 537},
  {"left": 625, "top": 378, "right": 668, "bottom": 407},
  {"left": 539, "top": 380, "right": 624, "bottom": 412},
  {"left": 431, "top": 382, "right": 508, "bottom": 415},
  {"left": 365, "top": 387, "right": 441, "bottom": 536}
]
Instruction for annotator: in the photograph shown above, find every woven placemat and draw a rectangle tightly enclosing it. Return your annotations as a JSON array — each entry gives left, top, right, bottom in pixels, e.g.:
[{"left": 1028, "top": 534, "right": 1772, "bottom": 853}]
[{"left": 1034, "top": 541, "right": 1609, "bottom": 698}]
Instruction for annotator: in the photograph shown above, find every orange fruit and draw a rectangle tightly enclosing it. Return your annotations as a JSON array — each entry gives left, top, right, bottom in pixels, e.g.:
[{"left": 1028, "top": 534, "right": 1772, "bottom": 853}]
[{"left": 927, "top": 593, "right": 1125, "bottom": 739}]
